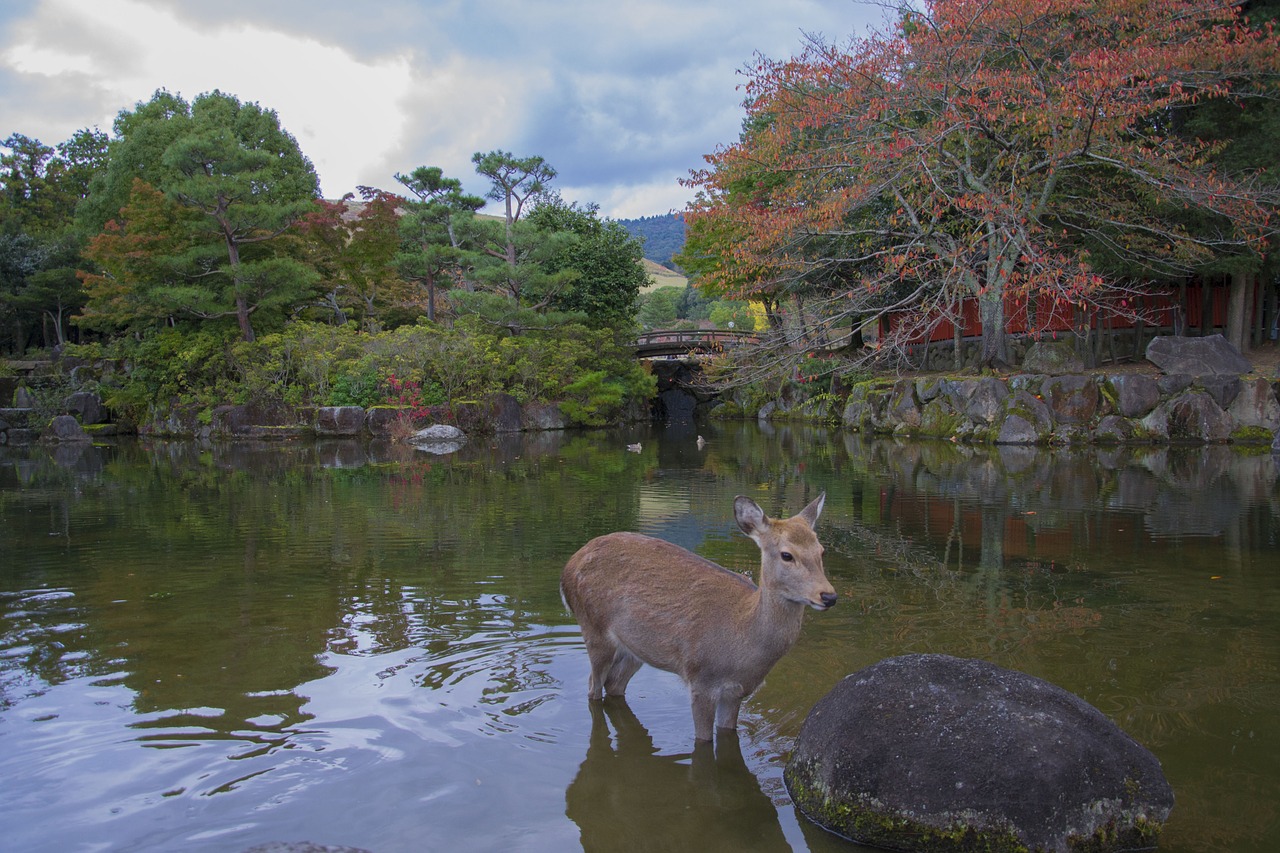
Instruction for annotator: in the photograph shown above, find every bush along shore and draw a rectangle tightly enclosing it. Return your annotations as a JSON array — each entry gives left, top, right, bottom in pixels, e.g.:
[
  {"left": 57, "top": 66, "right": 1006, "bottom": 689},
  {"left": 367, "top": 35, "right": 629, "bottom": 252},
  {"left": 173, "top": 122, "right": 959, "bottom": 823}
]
[{"left": 0, "top": 319, "right": 657, "bottom": 447}]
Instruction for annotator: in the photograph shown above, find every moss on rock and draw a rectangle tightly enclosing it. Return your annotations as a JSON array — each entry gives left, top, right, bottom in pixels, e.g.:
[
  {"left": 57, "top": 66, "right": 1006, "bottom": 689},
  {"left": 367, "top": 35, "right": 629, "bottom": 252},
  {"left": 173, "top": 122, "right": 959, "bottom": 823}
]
[{"left": 1230, "top": 424, "right": 1275, "bottom": 444}]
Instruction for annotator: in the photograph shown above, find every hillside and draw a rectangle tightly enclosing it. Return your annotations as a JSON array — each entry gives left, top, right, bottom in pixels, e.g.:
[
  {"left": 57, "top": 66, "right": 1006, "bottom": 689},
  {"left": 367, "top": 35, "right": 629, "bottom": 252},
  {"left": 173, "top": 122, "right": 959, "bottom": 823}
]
[
  {"left": 617, "top": 213, "right": 685, "bottom": 270},
  {"left": 642, "top": 258, "right": 687, "bottom": 292}
]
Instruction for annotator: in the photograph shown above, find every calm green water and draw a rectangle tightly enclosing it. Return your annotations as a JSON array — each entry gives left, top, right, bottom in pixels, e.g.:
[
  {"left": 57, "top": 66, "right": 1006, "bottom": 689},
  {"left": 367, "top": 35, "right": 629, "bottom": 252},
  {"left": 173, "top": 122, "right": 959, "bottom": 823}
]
[{"left": 1, "top": 424, "right": 1277, "bottom": 852}]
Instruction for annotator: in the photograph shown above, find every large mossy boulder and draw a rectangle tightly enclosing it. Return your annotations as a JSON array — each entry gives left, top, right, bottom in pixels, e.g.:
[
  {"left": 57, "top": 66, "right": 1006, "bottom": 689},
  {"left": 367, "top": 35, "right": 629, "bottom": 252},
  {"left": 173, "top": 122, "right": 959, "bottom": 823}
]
[
  {"left": 1227, "top": 377, "right": 1280, "bottom": 432},
  {"left": 210, "top": 403, "right": 309, "bottom": 439},
  {"left": 65, "top": 390, "right": 107, "bottom": 425},
  {"left": 46, "top": 414, "right": 91, "bottom": 443},
  {"left": 522, "top": 401, "right": 567, "bottom": 431},
  {"left": 785, "top": 654, "right": 1174, "bottom": 853},
  {"left": 996, "top": 390, "right": 1053, "bottom": 445},
  {"left": 1041, "top": 375, "right": 1099, "bottom": 425},
  {"left": 944, "top": 377, "right": 1010, "bottom": 426},
  {"left": 1142, "top": 391, "right": 1234, "bottom": 443}
]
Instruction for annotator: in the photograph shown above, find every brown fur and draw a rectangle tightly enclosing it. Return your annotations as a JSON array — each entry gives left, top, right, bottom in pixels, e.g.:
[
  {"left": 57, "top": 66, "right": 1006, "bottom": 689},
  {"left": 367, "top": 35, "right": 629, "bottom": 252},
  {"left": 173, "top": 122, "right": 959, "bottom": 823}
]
[{"left": 561, "top": 494, "right": 835, "bottom": 740}]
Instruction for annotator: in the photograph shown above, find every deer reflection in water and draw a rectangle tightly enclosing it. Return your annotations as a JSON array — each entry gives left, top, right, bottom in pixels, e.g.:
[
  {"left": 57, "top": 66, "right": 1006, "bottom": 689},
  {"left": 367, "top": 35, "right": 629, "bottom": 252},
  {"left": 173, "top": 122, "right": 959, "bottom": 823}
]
[{"left": 565, "top": 699, "right": 790, "bottom": 852}]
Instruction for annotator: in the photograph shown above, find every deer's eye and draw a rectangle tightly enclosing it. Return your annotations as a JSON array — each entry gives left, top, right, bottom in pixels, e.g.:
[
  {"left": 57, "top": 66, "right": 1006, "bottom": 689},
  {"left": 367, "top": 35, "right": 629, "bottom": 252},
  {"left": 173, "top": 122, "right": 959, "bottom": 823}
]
[{"left": 780, "top": 551, "right": 794, "bottom": 562}]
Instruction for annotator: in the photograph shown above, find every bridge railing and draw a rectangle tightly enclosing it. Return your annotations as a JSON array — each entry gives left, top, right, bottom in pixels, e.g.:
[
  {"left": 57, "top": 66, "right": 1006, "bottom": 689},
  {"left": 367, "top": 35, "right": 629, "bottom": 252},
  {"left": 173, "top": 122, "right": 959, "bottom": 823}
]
[{"left": 632, "top": 329, "right": 759, "bottom": 357}]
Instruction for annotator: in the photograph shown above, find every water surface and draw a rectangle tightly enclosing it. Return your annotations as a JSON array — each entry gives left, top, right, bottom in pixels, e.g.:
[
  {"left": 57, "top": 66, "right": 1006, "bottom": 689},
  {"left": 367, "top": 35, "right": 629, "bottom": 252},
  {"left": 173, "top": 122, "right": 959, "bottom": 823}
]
[{"left": 1, "top": 425, "right": 1277, "bottom": 852}]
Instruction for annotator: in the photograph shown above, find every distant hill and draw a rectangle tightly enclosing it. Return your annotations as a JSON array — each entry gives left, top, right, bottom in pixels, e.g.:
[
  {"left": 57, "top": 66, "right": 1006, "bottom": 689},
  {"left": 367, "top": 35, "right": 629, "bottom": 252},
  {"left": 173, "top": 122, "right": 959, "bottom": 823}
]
[
  {"left": 642, "top": 258, "right": 687, "bottom": 292},
  {"left": 617, "top": 213, "right": 686, "bottom": 270}
]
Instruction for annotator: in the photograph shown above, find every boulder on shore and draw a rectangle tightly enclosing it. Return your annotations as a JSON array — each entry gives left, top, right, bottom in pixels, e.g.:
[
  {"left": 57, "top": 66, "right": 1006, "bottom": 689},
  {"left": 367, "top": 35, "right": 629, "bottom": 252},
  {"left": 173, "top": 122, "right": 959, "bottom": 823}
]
[
  {"left": 65, "top": 390, "right": 107, "bottom": 425},
  {"left": 1145, "top": 334, "right": 1252, "bottom": 376},
  {"left": 1021, "top": 340, "right": 1085, "bottom": 375},
  {"left": 785, "top": 654, "right": 1174, "bottom": 853},
  {"left": 47, "top": 414, "right": 91, "bottom": 443},
  {"left": 408, "top": 423, "right": 466, "bottom": 454}
]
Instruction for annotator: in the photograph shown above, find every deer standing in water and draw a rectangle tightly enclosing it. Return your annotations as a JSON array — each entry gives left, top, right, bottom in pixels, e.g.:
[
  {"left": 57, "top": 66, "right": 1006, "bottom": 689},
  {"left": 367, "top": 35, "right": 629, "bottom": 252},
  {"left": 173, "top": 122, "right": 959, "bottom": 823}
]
[{"left": 561, "top": 493, "right": 835, "bottom": 741}]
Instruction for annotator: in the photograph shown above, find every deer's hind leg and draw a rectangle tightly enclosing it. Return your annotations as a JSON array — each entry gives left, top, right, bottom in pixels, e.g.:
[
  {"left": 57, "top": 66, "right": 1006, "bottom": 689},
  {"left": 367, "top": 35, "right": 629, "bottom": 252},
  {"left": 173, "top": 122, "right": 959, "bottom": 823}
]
[
  {"left": 582, "top": 634, "right": 618, "bottom": 700},
  {"left": 583, "top": 633, "right": 643, "bottom": 700},
  {"left": 603, "top": 646, "right": 643, "bottom": 696}
]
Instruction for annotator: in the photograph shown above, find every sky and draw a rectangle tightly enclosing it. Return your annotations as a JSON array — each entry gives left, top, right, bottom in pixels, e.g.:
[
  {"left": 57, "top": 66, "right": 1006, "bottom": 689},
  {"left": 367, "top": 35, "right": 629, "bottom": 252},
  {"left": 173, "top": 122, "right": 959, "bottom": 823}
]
[{"left": 0, "top": 0, "right": 889, "bottom": 219}]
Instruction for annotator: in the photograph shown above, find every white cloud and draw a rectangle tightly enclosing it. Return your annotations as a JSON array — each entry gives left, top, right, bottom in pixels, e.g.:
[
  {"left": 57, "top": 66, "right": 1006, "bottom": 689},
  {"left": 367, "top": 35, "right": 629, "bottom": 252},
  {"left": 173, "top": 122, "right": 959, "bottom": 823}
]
[{"left": 2, "top": 0, "right": 413, "bottom": 198}]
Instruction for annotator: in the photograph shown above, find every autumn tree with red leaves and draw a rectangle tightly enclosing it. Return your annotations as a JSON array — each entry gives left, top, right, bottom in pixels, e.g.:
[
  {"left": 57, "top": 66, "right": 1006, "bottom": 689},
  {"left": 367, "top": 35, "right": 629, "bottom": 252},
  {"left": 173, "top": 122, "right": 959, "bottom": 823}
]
[
  {"left": 684, "top": 0, "right": 1280, "bottom": 375},
  {"left": 293, "top": 188, "right": 412, "bottom": 329}
]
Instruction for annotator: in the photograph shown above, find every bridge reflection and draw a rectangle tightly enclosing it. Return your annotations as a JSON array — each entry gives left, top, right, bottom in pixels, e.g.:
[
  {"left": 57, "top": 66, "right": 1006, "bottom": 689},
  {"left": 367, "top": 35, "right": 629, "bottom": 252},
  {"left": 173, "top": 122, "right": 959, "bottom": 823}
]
[{"left": 632, "top": 329, "right": 759, "bottom": 358}]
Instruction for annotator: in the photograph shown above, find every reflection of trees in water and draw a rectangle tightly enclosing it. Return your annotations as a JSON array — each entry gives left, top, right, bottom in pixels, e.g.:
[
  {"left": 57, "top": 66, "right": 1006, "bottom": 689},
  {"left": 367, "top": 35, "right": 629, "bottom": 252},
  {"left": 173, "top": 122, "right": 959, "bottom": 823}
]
[
  {"left": 835, "top": 438, "right": 1278, "bottom": 618},
  {"left": 565, "top": 699, "right": 791, "bottom": 852},
  {"left": 0, "top": 436, "right": 640, "bottom": 735}
]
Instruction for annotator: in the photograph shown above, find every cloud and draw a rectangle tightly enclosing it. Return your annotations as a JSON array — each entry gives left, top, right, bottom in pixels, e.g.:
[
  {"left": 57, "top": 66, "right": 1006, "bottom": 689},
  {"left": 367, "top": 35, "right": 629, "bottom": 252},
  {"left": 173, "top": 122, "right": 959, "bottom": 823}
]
[
  {"left": 1, "top": 0, "right": 888, "bottom": 217},
  {"left": 2, "top": 0, "right": 413, "bottom": 197}
]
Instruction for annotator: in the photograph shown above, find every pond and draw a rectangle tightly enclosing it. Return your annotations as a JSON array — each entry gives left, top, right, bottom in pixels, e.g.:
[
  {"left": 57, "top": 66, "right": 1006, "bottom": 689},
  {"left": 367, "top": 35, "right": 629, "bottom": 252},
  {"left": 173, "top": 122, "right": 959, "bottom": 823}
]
[{"left": 1, "top": 423, "right": 1277, "bottom": 853}]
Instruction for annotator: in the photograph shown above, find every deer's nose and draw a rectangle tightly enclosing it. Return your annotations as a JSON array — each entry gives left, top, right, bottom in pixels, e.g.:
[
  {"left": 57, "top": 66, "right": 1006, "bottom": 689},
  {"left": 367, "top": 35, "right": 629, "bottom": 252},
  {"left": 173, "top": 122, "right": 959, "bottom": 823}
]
[{"left": 820, "top": 592, "right": 838, "bottom": 609}]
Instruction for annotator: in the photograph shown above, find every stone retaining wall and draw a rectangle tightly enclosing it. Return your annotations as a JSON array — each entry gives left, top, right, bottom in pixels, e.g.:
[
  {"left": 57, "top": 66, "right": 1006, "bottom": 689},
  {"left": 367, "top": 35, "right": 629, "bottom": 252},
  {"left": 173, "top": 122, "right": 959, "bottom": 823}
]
[
  {"left": 839, "top": 372, "right": 1280, "bottom": 445},
  {"left": 137, "top": 395, "right": 571, "bottom": 440}
]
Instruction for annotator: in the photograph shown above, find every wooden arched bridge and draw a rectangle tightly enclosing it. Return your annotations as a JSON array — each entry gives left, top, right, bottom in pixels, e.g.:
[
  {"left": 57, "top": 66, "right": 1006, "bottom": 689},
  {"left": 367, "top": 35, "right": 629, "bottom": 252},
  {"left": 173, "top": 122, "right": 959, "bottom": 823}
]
[{"left": 632, "top": 329, "right": 760, "bottom": 359}]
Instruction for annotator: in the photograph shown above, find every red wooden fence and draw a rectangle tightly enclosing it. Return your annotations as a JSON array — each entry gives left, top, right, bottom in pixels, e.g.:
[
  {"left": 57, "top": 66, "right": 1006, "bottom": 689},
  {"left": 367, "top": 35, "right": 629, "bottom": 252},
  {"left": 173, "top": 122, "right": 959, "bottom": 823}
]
[{"left": 882, "top": 280, "right": 1239, "bottom": 344}]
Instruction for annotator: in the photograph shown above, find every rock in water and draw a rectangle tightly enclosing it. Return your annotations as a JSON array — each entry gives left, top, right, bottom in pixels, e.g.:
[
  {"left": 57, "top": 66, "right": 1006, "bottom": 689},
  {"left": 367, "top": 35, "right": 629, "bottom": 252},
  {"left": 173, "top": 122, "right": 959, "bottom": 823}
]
[
  {"left": 408, "top": 423, "right": 466, "bottom": 455},
  {"left": 785, "top": 654, "right": 1174, "bottom": 853}
]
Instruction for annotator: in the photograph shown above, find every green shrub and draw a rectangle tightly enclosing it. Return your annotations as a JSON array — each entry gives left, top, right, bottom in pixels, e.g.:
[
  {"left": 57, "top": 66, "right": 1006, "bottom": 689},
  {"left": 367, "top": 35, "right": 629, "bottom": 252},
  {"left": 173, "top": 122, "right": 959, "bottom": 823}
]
[
  {"left": 100, "top": 327, "right": 240, "bottom": 419},
  {"left": 559, "top": 370, "right": 628, "bottom": 426},
  {"left": 328, "top": 369, "right": 383, "bottom": 408},
  {"left": 94, "top": 316, "right": 656, "bottom": 427}
]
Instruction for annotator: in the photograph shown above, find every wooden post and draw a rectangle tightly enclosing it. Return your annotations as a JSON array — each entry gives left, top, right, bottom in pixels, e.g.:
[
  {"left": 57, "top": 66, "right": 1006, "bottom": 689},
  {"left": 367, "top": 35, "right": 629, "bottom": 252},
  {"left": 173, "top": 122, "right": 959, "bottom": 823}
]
[
  {"left": 1251, "top": 273, "right": 1266, "bottom": 348},
  {"left": 1134, "top": 294, "right": 1146, "bottom": 359},
  {"left": 1200, "top": 279, "right": 1214, "bottom": 337},
  {"left": 1226, "top": 271, "right": 1250, "bottom": 353}
]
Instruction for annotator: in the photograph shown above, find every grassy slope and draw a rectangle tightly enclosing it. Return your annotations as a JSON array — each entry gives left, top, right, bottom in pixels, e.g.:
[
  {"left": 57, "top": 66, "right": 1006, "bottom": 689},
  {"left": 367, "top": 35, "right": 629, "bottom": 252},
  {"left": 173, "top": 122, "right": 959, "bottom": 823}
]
[{"left": 642, "top": 258, "right": 687, "bottom": 292}]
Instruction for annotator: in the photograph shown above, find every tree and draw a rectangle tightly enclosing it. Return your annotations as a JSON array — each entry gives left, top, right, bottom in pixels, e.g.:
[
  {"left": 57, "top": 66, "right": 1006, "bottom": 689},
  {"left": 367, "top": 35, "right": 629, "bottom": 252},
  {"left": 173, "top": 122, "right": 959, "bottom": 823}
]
[
  {"left": 79, "top": 180, "right": 207, "bottom": 333},
  {"left": 708, "top": 299, "right": 753, "bottom": 331},
  {"left": 78, "top": 90, "right": 322, "bottom": 341},
  {"left": 0, "top": 128, "right": 108, "bottom": 350},
  {"left": 616, "top": 213, "right": 686, "bottom": 269},
  {"left": 469, "top": 150, "right": 556, "bottom": 301},
  {"left": 162, "top": 91, "right": 321, "bottom": 341},
  {"left": 527, "top": 196, "right": 648, "bottom": 328},
  {"left": 685, "top": 0, "right": 1280, "bottom": 368},
  {"left": 2, "top": 133, "right": 101, "bottom": 236},
  {"left": 76, "top": 89, "right": 192, "bottom": 237},
  {"left": 394, "top": 166, "right": 483, "bottom": 322},
  {"left": 637, "top": 286, "right": 681, "bottom": 329},
  {"left": 294, "top": 188, "right": 412, "bottom": 329},
  {"left": 1174, "top": 0, "right": 1280, "bottom": 351}
]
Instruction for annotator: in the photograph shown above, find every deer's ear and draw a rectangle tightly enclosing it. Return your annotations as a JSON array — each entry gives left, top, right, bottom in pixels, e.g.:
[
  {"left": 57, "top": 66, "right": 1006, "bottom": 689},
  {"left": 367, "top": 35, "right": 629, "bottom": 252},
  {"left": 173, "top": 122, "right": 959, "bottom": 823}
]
[
  {"left": 797, "top": 492, "right": 825, "bottom": 529},
  {"left": 734, "top": 496, "right": 768, "bottom": 540}
]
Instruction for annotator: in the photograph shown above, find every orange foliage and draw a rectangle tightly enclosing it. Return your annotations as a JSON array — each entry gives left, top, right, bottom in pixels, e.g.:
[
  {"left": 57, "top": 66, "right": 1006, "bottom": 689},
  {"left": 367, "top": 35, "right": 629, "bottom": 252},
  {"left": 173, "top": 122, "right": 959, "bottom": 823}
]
[{"left": 684, "top": 0, "right": 1280, "bottom": 358}]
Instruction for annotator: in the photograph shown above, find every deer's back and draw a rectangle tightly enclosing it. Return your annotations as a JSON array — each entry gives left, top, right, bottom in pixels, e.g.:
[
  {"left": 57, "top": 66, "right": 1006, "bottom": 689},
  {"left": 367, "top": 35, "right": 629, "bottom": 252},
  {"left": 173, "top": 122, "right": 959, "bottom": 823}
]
[
  {"left": 562, "top": 532, "right": 758, "bottom": 665},
  {"left": 563, "top": 531, "right": 755, "bottom": 597}
]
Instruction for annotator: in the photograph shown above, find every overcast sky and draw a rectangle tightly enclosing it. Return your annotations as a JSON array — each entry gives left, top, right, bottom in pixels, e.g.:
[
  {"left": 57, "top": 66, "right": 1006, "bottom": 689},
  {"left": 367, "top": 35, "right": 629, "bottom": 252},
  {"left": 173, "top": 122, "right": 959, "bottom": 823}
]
[{"left": 0, "top": 0, "right": 888, "bottom": 219}]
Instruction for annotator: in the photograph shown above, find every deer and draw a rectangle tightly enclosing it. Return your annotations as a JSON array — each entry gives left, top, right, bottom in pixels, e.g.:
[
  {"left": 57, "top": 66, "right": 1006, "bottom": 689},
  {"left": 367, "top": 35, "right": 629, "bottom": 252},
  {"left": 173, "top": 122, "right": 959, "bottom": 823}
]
[{"left": 560, "top": 493, "right": 835, "bottom": 741}]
